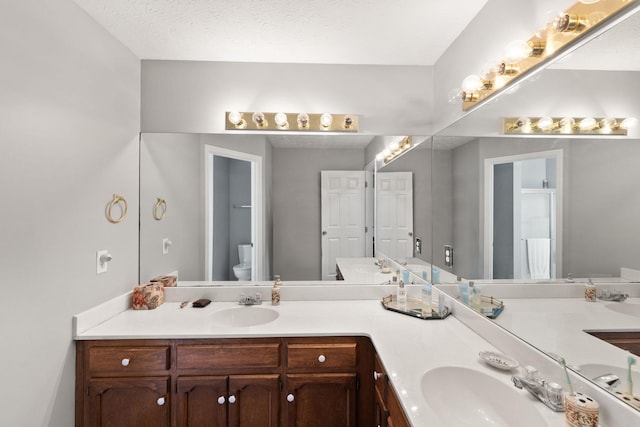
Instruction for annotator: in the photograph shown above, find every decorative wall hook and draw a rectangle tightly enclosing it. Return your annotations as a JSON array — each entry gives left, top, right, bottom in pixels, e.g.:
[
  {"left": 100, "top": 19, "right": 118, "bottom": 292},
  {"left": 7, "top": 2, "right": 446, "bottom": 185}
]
[
  {"left": 153, "top": 197, "right": 167, "bottom": 221},
  {"left": 106, "top": 194, "right": 128, "bottom": 223}
]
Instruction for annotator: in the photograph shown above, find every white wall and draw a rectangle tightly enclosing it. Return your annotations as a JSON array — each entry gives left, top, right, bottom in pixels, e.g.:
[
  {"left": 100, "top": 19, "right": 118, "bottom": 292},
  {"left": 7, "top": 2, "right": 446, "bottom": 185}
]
[
  {"left": 0, "top": 2, "right": 140, "bottom": 426},
  {"left": 141, "top": 61, "right": 435, "bottom": 135}
]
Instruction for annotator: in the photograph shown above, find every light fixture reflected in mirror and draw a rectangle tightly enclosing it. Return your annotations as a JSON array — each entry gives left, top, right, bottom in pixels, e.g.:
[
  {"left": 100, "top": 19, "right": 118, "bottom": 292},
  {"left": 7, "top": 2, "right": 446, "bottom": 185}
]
[
  {"left": 504, "top": 116, "right": 633, "bottom": 135},
  {"left": 226, "top": 112, "right": 358, "bottom": 132},
  {"left": 376, "top": 136, "right": 413, "bottom": 164}
]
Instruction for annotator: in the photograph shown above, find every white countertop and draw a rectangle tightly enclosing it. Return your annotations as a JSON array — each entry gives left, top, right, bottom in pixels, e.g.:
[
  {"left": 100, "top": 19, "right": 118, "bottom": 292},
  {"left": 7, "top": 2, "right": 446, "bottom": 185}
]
[
  {"left": 495, "top": 297, "right": 640, "bottom": 381},
  {"left": 75, "top": 290, "right": 565, "bottom": 426}
]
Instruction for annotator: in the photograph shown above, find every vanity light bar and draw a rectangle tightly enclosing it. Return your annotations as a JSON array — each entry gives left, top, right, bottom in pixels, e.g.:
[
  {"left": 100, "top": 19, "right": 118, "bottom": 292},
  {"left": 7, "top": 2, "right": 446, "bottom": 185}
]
[
  {"left": 503, "top": 117, "right": 632, "bottom": 136},
  {"left": 383, "top": 136, "right": 413, "bottom": 163},
  {"left": 454, "top": 0, "right": 639, "bottom": 111},
  {"left": 225, "top": 111, "right": 359, "bottom": 132}
]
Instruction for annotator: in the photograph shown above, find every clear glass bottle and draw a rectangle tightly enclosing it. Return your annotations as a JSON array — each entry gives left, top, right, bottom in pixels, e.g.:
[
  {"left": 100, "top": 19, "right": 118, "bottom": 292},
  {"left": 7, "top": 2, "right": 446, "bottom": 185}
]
[
  {"left": 421, "top": 283, "right": 432, "bottom": 318},
  {"left": 271, "top": 275, "right": 281, "bottom": 305},
  {"left": 396, "top": 278, "right": 407, "bottom": 307}
]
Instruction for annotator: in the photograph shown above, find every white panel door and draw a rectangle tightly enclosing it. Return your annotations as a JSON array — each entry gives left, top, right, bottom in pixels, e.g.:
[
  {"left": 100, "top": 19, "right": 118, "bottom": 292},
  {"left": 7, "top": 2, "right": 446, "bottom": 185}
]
[
  {"left": 375, "top": 172, "right": 413, "bottom": 259},
  {"left": 321, "top": 171, "right": 366, "bottom": 280}
]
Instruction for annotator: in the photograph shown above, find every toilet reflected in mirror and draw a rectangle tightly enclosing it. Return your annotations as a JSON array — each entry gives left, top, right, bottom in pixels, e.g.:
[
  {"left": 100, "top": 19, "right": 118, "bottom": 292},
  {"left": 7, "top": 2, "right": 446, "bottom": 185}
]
[{"left": 232, "top": 244, "right": 253, "bottom": 281}]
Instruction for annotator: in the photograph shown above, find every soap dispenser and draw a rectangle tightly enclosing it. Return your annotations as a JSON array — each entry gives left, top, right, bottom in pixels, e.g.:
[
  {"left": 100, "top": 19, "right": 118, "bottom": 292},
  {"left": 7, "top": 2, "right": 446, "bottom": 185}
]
[{"left": 271, "top": 275, "right": 281, "bottom": 306}]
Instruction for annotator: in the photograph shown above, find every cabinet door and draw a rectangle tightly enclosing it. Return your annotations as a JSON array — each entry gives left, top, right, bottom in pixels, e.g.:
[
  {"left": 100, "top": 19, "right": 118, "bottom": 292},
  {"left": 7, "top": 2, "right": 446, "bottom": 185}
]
[
  {"left": 176, "top": 376, "right": 228, "bottom": 427},
  {"left": 228, "top": 374, "right": 280, "bottom": 427},
  {"left": 285, "top": 373, "right": 357, "bottom": 427},
  {"left": 87, "top": 377, "right": 170, "bottom": 427}
]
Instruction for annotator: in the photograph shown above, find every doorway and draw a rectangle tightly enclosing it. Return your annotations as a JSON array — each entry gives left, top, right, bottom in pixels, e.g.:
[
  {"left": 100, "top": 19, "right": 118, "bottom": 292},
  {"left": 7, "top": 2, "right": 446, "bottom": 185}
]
[
  {"left": 484, "top": 149, "right": 563, "bottom": 280},
  {"left": 205, "top": 145, "right": 263, "bottom": 281}
]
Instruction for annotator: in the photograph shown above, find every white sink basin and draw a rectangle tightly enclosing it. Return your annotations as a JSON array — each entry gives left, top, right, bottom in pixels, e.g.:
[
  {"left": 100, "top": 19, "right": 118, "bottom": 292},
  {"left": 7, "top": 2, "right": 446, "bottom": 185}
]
[
  {"left": 605, "top": 302, "right": 640, "bottom": 318},
  {"left": 421, "top": 366, "right": 547, "bottom": 426},
  {"left": 211, "top": 307, "right": 279, "bottom": 327}
]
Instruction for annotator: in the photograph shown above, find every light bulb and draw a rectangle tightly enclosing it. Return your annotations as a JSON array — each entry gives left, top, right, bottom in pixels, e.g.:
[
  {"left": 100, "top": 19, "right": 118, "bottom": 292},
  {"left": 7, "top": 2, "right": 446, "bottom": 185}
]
[
  {"left": 376, "top": 152, "right": 385, "bottom": 162},
  {"left": 579, "top": 0, "right": 600, "bottom": 4},
  {"left": 515, "top": 117, "right": 532, "bottom": 133},
  {"left": 252, "top": 112, "right": 267, "bottom": 128},
  {"left": 579, "top": 117, "right": 596, "bottom": 131},
  {"left": 559, "top": 117, "right": 575, "bottom": 133},
  {"left": 343, "top": 115, "right": 354, "bottom": 129},
  {"left": 389, "top": 139, "right": 400, "bottom": 151},
  {"left": 320, "top": 113, "right": 333, "bottom": 128},
  {"left": 537, "top": 116, "right": 554, "bottom": 131},
  {"left": 461, "top": 75, "right": 484, "bottom": 93},
  {"left": 382, "top": 148, "right": 391, "bottom": 158},
  {"left": 599, "top": 118, "right": 617, "bottom": 133},
  {"left": 274, "top": 112, "right": 288, "bottom": 128},
  {"left": 228, "top": 111, "right": 242, "bottom": 125},
  {"left": 297, "top": 113, "right": 309, "bottom": 129},
  {"left": 620, "top": 117, "right": 638, "bottom": 130},
  {"left": 504, "top": 40, "right": 532, "bottom": 63}
]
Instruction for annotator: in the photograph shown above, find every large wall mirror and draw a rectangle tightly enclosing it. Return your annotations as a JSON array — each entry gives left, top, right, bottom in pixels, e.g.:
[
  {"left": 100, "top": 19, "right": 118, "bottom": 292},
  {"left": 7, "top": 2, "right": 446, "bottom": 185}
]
[
  {"left": 139, "top": 133, "right": 433, "bottom": 284},
  {"left": 432, "top": 6, "right": 640, "bottom": 409}
]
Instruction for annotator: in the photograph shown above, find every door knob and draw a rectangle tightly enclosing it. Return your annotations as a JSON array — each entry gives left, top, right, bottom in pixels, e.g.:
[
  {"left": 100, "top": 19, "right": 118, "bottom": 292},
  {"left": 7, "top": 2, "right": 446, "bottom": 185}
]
[
  {"left": 322, "top": 231, "right": 327, "bottom": 235},
  {"left": 287, "top": 394, "right": 295, "bottom": 402}
]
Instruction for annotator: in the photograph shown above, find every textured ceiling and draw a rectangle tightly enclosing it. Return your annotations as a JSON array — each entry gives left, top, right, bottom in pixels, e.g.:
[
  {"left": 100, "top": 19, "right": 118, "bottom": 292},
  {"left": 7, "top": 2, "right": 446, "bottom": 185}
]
[{"left": 73, "top": 0, "right": 487, "bottom": 65}]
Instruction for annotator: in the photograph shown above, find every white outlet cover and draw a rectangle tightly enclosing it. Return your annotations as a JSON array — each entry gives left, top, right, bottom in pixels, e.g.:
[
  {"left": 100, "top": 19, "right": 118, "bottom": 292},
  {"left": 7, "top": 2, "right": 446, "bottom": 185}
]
[{"left": 96, "top": 250, "right": 109, "bottom": 274}]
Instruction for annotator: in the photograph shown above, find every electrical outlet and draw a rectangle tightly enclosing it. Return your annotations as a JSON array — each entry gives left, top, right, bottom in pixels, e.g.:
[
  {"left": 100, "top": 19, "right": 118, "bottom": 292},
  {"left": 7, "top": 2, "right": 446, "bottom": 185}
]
[
  {"left": 444, "top": 245, "right": 453, "bottom": 267},
  {"left": 162, "top": 238, "right": 172, "bottom": 255},
  {"left": 96, "top": 250, "right": 111, "bottom": 274}
]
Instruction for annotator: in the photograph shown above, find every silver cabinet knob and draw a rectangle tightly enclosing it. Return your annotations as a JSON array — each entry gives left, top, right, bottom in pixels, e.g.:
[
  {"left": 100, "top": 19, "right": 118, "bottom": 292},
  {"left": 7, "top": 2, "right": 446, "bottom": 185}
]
[
  {"left": 156, "top": 397, "right": 165, "bottom": 406},
  {"left": 121, "top": 358, "right": 130, "bottom": 367},
  {"left": 228, "top": 395, "right": 236, "bottom": 404},
  {"left": 373, "top": 371, "right": 382, "bottom": 380},
  {"left": 287, "top": 393, "right": 295, "bottom": 402},
  {"left": 318, "top": 354, "right": 326, "bottom": 363},
  {"left": 217, "top": 396, "right": 225, "bottom": 405}
]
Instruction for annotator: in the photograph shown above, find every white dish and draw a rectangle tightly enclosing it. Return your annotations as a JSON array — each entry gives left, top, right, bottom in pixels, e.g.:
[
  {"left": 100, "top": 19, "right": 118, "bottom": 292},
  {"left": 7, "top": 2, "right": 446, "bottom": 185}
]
[{"left": 479, "top": 351, "right": 519, "bottom": 370}]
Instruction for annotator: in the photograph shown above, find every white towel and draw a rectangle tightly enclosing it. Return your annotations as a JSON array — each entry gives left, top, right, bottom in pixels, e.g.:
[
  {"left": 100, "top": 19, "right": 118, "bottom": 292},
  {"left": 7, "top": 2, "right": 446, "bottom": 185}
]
[{"left": 527, "top": 238, "right": 551, "bottom": 280}]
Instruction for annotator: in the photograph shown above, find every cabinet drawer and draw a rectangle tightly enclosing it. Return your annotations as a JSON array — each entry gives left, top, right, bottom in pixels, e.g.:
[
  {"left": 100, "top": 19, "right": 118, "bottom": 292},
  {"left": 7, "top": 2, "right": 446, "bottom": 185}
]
[
  {"left": 177, "top": 343, "right": 281, "bottom": 370},
  {"left": 287, "top": 343, "right": 357, "bottom": 370},
  {"left": 88, "top": 345, "right": 170, "bottom": 374}
]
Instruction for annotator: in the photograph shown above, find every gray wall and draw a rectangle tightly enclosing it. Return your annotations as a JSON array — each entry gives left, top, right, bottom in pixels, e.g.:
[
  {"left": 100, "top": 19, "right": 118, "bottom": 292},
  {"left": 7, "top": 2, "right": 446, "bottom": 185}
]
[
  {"left": 443, "top": 137, "right": 640, "bottom": 279},
  {"left": 140, "top": 133, "right": 272, "bottom": 281},
  {"left": 0, "top": 2, "right": 140, "bottom": 426},
  {"left": 272, "top": 147, "right": 365, "bottom": 280},
  {"left": 213, "top": 156, "right": 231, "bottom": 280},
  {"left": 141, "top": 61, "right": 434, "bottom": 135},
  {"left": 140, "top": 133, "right": 203, "bottom": 281},
  {"left": 228, "top": 159, "right": 252, "bottom": 277}
]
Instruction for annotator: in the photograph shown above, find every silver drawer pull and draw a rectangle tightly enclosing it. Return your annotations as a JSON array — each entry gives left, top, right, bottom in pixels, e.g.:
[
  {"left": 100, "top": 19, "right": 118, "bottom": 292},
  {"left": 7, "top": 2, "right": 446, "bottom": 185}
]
[
  {"left": 287, "top": 393, "right": 295, "bottom": 402},
  {"left": 121, "top": 358, "right": 130, "bottom": 367},
  {"left": 318, "top": 354, "right": 326, "bottom": 363}
]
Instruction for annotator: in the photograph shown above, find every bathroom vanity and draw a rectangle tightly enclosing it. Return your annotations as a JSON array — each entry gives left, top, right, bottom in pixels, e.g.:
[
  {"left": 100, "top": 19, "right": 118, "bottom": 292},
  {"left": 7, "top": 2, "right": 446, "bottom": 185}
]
[{"left": 74, "top": 285, "right": 574, "bottom": 427}]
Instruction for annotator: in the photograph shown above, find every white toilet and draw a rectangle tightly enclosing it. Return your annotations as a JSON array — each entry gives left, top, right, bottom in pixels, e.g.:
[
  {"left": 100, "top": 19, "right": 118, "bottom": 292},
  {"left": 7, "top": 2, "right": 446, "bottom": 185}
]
[{"left": 232, "top": 244, "right": 252, "bottom": 281}]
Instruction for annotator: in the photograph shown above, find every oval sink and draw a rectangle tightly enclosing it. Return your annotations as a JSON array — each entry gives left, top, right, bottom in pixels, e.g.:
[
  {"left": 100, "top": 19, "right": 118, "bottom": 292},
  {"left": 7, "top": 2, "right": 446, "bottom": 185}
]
[
  {"left": 211, "top": 307, "right": 279, "bottom": 327},
  {"left": 421, "top": 366, "right": 547, "bottom": 427},
  {"left": 605, "top": 302, "right": 640, "bottom": 318}
]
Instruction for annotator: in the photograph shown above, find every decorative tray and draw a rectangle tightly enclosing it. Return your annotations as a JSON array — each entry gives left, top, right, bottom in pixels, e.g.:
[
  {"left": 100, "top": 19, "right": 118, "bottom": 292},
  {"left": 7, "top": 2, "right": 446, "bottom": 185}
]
[
  {"left": 381, "top": 295, "right": 451, "bottom": 320},
  {"left": 477, "top": 295, "right": 505, "bottom": 319}
]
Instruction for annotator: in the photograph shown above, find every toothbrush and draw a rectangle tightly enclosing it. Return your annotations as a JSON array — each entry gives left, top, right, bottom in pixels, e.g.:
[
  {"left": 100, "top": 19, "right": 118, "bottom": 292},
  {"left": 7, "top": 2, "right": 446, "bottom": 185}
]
[
  {"left": 559, "top": 357, "right": 575, "bottom": 395},
  {"left": 628, "top": 354, "right": 637, "bottom": 396}
]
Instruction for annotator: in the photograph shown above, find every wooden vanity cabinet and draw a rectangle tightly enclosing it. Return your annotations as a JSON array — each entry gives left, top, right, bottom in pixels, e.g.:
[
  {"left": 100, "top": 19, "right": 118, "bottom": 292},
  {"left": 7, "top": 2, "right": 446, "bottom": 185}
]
[
  {"left": 77, "top": 336, "right": 376, "bottom": 427},
  {"left": 175, "top": 338, "right": 282, "bottom": 427},
  {"left": 373, "top": 353, "right": 410, "bottom": 427},
  {"left": 76, "top": 339, "right": 172, "bottom": 427},
  {"left": 283, "top": 337, "right": 374, "bottom": 427}
]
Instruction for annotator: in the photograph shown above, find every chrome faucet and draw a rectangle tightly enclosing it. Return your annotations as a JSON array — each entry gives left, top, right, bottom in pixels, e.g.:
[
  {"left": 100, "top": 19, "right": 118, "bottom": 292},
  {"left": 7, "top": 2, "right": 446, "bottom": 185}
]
[
  {"left": 598, "top": 288, "right": 628, "bottom": 302},
  {"left": 238, "top": 293, "right": 262, "bottom": 305},
  {"left": 512, "top": 366, "right": 565, "bottom": 412},
  {"left": 592, "top": 373, "right": 620, "bottom": 390}
]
